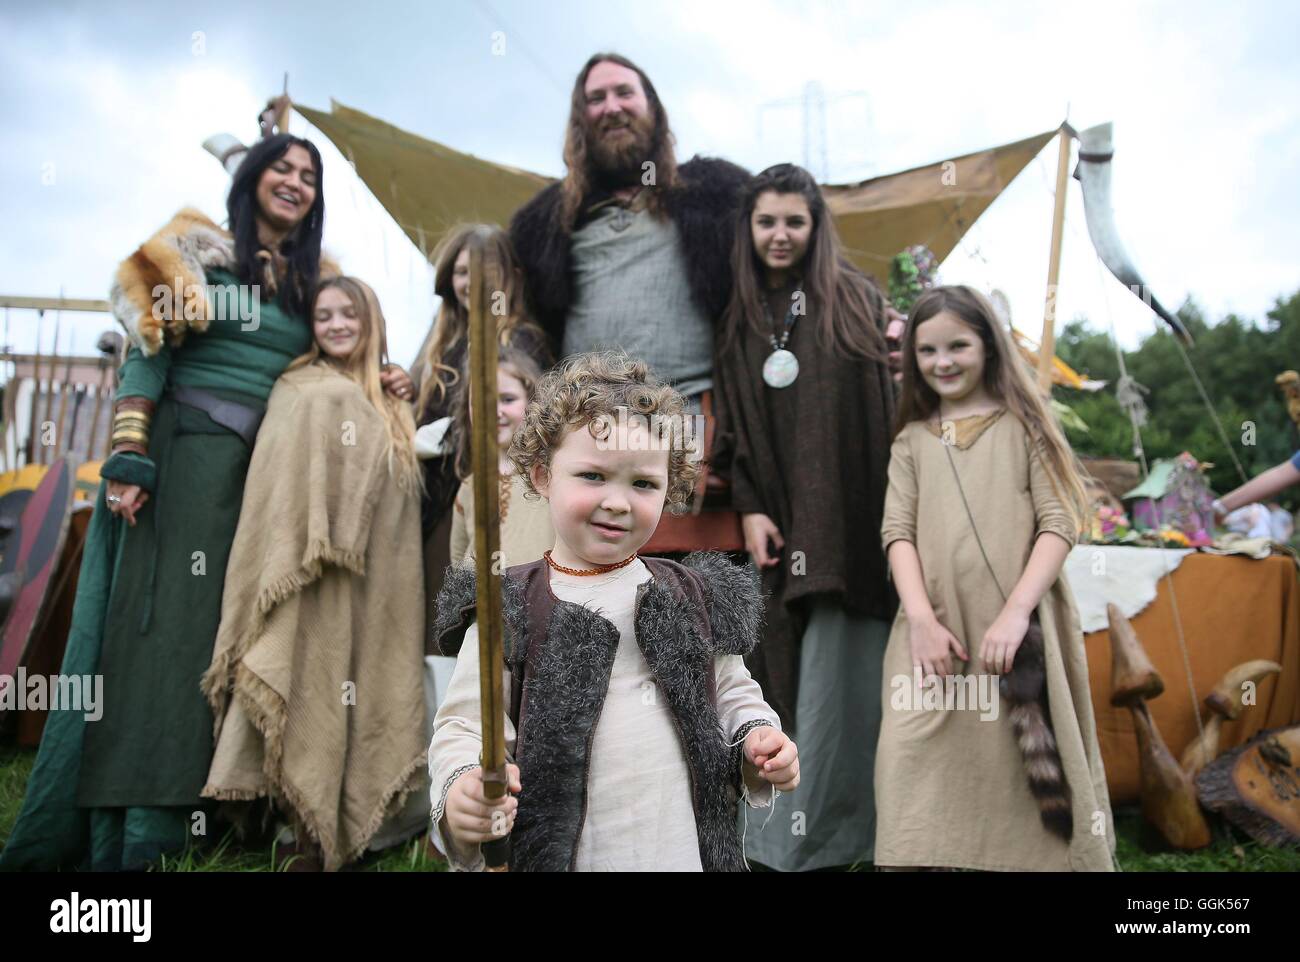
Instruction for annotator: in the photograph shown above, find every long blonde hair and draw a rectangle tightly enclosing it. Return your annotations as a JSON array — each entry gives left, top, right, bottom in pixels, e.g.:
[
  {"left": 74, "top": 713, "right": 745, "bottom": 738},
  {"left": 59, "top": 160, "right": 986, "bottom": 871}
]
[
  {"left": 896, "top": 284, "right": 1090, "bottom": 532},
  {"left": 291, "top": 275, "right": 422, "bottom": 494},
  {"left": 413, "top": 224, "right": 536, "bottom": 417}
]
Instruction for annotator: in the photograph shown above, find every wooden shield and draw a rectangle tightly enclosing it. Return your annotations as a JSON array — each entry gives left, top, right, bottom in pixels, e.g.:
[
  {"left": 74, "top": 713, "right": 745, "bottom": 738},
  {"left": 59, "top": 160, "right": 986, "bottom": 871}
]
[{"left": 0, "top": 457, "right": 75, "bottom": 689}]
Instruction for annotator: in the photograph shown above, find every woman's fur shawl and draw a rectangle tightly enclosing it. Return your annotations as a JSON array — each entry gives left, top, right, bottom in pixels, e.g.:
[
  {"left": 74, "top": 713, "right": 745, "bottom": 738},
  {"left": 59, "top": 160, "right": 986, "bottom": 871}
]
[
  {"left": 508, "top": 156, "right": 751, "bottom": 344},
  {"left": 110, "top": 207, "right": 339, "bottom": 356}
]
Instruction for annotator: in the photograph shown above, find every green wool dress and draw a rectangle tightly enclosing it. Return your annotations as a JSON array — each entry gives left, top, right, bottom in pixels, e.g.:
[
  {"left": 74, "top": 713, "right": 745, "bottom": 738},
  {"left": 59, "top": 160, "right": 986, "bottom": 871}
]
[{"left": 0, "top": 268, "right": 310, "bottom": 871}]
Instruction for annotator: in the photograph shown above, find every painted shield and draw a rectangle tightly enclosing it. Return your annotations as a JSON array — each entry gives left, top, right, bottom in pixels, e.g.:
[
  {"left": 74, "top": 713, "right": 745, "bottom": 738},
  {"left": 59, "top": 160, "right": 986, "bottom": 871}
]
[{"left": 0, "top": 457, "right": 75, "bottom": 690}]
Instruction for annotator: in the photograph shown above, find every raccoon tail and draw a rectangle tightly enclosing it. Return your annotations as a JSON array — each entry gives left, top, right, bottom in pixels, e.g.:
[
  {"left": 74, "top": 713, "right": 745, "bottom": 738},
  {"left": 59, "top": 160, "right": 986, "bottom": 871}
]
[{"left": 1001, "top": 622, "right": 1073, "bottom": 841}]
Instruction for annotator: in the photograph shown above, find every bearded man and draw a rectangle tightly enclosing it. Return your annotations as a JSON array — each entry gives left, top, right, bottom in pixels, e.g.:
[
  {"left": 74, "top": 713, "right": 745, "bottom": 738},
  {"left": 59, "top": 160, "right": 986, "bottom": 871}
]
[{"left": 509, "top": 53, "right": 749, "bottom": 550}]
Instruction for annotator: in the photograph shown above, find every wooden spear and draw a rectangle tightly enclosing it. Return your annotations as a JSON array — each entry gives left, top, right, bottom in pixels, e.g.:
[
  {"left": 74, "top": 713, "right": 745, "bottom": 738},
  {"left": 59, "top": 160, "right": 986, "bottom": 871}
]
[
  {"left": 26, "top": 311, "right": 44, "bottom": 466},
  {"left": 467, "top": 243, "right": 510, "bottom": 871},
  {"left": 1, "top": 310, "right": 12, "bottom": 473},
  {"left": 85, "top": 348, "right": 113, "bottom": 464},
  {"left": 40, "top": 306, "right": 62, "bottom": 465},
  {"left": 53, "top": 333, "right": 74, "bottom": 459}
]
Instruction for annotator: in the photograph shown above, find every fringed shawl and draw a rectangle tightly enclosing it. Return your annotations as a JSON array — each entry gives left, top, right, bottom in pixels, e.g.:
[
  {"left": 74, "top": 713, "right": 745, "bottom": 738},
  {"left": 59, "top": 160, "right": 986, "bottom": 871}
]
[{"left": 201, "top": 363, "right": 426, "bottom": 870}]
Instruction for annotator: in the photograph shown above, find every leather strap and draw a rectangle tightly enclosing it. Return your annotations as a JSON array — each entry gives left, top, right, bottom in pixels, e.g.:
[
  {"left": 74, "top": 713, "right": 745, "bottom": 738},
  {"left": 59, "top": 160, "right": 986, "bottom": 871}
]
[
  {"left": 169, "top": 385, "right": 264, "bottom": 448},
  {"left": 690, "top": 391, "right": 716, "bottom": 515}
]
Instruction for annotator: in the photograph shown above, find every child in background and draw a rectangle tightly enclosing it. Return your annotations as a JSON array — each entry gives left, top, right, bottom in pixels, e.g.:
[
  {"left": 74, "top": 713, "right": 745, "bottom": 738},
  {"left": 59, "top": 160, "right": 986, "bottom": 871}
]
[
  {"left": 429, "top": 351, "right": 798, "bottom": 871},
  {"left": 447, "top": 348, "right": 553, "bottom": 568},
  {"left": 874, "top": 285, "right": 1114, "bottom": 872}
]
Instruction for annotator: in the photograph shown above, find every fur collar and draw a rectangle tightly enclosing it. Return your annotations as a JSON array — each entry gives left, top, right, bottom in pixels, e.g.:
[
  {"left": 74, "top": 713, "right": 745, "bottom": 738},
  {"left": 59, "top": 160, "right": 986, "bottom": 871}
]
[
  {"left": 111, "top": 207, "right": 340, "bottom": 356},
  {"left": 508, "top": 156, "right": 751, "bottom": 346},
  {"left": 110, "top": 208, "right": 237, "bottom": 356}
]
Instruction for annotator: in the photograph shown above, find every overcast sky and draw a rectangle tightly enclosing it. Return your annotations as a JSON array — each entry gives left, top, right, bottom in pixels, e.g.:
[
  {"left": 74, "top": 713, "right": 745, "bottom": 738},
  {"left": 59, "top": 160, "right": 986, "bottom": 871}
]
[{"left": 2, "top": 0, "right": 1297, "bottom": 371}]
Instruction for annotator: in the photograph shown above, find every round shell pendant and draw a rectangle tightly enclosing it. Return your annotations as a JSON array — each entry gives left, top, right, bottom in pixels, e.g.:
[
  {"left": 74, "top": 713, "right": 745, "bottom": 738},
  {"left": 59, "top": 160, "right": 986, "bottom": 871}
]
[{"left": 762, "top": 348, "right": 799, "bottom": 388}]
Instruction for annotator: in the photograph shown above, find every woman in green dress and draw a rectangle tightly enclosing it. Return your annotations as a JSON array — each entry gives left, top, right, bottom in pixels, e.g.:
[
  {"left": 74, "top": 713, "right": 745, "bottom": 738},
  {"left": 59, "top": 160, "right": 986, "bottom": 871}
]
[{"left": 1, "top": 134, "right": 414, "bottom": 871}]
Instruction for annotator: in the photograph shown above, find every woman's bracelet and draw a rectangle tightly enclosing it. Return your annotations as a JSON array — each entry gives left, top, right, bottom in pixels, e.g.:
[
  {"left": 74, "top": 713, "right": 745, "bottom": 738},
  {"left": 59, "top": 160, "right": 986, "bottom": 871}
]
[{"left": 111, "top": 398, "right": 156, "bottom": 455}]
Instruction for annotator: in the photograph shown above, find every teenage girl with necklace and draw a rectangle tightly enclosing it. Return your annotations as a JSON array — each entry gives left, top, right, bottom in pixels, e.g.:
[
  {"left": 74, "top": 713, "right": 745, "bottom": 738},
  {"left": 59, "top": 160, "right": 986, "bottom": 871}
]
[{"left": 713, "top": 163, "right": 896, "bottom": 870}]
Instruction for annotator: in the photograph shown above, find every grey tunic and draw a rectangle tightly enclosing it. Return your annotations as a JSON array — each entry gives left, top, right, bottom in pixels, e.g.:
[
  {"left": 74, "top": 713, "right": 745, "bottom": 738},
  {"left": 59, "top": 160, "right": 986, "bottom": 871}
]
[{"left": 563, "top": 203, "right": 714, "bottom": 398}]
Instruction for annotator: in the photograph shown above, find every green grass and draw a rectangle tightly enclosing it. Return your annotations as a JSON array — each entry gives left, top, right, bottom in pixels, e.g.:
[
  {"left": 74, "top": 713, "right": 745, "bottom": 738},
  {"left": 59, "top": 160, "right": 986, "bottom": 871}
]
[
  {"left": 1112, "top": 807, "right": 1300, "bottom": 872},
  {"left": 1, "top": 743, "right": 446, "bottom": 872},
  {"left": 4, "top": 744, "right": 1297, "bottom": 871},
  {"left": 0, "top": 743, "right": 35, "bottom": 850}
]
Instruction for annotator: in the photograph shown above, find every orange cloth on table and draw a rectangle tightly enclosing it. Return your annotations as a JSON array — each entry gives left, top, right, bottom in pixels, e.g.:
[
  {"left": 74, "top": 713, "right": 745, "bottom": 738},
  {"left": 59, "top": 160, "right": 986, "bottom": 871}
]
[{"left": 1084, "top": 552, "right": 1300, "bottom": 803}]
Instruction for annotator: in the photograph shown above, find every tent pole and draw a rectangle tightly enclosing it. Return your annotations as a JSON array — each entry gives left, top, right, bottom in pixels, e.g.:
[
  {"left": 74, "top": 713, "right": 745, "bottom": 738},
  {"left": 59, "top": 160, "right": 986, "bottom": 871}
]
[
  {"left": 1037, "top": 123, "right": 1072, "bottom": 391},
  {"left": 276, "top": 73, "right": 292, "bottom": 134}
]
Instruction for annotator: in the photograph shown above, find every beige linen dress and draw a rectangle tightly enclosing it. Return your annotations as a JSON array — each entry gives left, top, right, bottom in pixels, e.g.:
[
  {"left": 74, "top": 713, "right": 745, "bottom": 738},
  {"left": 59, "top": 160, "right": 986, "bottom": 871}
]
[
  {"left": 448, "top": 474, "right": 554, "bottom": 570},
  {"left": 874, "top": 410, "right": 1115, "bottom": 871}
]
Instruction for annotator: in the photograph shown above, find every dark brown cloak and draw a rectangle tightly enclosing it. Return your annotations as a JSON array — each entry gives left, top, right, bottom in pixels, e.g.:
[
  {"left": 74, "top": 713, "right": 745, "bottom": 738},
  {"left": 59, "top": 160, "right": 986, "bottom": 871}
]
[{"left": 712, "top": 278, "right": 897, "bottom": 726}]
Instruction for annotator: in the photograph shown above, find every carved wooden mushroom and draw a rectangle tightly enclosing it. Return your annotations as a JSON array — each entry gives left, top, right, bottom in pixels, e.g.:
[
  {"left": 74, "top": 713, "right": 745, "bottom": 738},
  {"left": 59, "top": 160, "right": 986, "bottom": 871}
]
[
  {"left": 1107, "top": 604, "right": 1212, "bottom": 849},
  {"left": 1107, "top": 603, "right": 1164, "bottom": 706}
]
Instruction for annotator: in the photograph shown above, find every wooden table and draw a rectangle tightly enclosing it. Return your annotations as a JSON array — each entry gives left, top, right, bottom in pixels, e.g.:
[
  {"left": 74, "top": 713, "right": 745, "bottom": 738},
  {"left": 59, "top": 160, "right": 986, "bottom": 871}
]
[{"left": 1084, "top": 552, "right": 1300, "bottom": 803}]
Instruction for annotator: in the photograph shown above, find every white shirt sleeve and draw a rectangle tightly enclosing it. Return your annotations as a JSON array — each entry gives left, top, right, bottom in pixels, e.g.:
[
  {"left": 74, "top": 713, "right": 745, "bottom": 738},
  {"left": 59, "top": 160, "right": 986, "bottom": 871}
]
[
  {"left": 427, "top": 620, "right": 516, "bottom": 871},
  {"left": 714, "top": 653, "right": 781, "bottom": 809}
]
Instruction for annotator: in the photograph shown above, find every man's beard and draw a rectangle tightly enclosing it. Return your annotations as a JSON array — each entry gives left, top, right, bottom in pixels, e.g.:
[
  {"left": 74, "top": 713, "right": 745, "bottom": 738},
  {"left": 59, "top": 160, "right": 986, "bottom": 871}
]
[{"left": 585, "top": 111, "right": 657, "bottom": 189}]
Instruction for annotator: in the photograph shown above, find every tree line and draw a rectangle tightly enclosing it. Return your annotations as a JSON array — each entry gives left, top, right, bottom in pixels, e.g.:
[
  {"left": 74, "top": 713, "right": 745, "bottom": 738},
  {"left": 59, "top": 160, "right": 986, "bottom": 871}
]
[{"left": 1054, "top": 289, "right": 1300, "bottom": 511}]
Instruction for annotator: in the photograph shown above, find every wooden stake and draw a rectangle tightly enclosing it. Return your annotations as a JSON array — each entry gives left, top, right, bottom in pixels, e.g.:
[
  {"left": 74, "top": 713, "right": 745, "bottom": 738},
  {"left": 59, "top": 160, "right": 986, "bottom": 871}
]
[{"left": 1037, "top": 124, "right": 1072, "bottom": 391}]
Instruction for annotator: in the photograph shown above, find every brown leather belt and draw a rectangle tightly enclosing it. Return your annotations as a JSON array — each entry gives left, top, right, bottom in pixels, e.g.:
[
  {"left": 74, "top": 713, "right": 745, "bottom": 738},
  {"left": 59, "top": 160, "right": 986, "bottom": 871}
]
[{"left": 169, "top": 385, "right": 264, "bottom": 448}]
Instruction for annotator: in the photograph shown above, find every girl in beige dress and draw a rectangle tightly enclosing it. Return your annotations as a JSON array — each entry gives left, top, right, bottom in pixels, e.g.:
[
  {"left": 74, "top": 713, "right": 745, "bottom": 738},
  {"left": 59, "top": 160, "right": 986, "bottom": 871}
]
[
  {"left": 447, "top": 347, "right": 553, "bottom": 569},
  {"left": 874, "top": 285, "right": 1115, "bottom": 871}
]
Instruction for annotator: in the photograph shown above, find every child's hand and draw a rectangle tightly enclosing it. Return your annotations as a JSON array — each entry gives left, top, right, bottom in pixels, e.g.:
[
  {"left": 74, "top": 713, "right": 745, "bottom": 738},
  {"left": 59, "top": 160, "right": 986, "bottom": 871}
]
[
  {"left": 744, "top": 726, "right": 799, "bottom": 791},
  {"left": 741, "top": 513, "right": 783, "bottom": 568},
  {"left": 980, "top": 606, "right": 1029, "bottom": 674},
  {"left": 908, "top": 614, "right": 968, "bottom": 677},
  {"left": 444, "top": 763, "right": 521, "bottom": 846}
]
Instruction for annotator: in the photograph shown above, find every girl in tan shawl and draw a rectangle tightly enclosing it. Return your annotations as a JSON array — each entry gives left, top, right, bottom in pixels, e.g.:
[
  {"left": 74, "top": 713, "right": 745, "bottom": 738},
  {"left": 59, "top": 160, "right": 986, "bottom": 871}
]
[
  {"left": 875, "top": 285, "right": 1115, "bottom": 871},
  {"left": 202, "top": 276, "right": 427, "bottom": 871}
]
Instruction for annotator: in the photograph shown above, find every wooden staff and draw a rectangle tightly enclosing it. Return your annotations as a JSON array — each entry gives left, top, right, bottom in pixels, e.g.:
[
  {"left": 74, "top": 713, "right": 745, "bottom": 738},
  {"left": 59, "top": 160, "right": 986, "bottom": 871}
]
[{"left": 468, "top": 243, "right": 509, "bottom": 871}]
